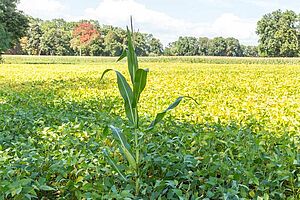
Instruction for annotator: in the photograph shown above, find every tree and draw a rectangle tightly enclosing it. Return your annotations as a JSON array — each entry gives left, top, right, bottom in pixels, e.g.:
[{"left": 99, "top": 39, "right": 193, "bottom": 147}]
[
  {"left": 225, "top": 37, "right": 242, "bottom": 57},
  {"left": 147, "top": 35, "right": 163, "bottom": 56},
  {"left": 40, "top": 19, "right": 74, "bottom": 56},
  {"left": 25, "top": 18, "right": 43, "bottom": 55},
  {"left": 71, "top": 22, "right": 100, "bottom": 56},
  {"left": 257, "top": 10, "right": 299, "bottom": 57},
  {"left": 198, "top": 37, "right": 209, "bottom": 56},
  {"left": 0, "top": 24, "right": 10, "bottom": 53},
  {"left": 0, "top": 0, "right": 28, "bottom": 53},
  {"left": 168, "top": 36, "right": 199, "bottom": 56},
  {"left": 241, "top": 45, "right": 258, "bottom": 57},
  {"left": 208, "top": 37, "right": 227, "bottom": 56}
]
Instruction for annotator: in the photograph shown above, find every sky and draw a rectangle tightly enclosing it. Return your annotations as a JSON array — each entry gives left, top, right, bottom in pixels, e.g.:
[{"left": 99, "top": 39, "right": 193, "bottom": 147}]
[{"left": 17, "top": 0, "right": 300, "bottom": 46}]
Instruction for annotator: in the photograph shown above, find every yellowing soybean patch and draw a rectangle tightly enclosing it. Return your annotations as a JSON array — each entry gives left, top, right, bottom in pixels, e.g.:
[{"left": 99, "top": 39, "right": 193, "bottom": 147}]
[
  {"left": 1, "top": 62, "right": 299, "bottom": 134},
  {"left": 1, "top": 58, "right": 300, "bottom": 199}
]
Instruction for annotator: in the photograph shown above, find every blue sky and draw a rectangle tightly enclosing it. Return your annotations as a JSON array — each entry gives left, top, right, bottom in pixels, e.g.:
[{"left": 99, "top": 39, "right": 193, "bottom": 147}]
[{"left": 18, "top": 0, "right": 300, "bottom": 46}]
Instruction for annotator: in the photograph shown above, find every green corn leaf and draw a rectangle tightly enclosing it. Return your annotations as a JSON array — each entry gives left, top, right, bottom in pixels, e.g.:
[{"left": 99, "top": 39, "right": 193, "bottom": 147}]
[
  {"left": 133, "top": 68, "right": 148, "bottom": 107},
  {"left": 148, "top": 96, "right": 183, "bottom": 130},
  {"left": 103, "top": 149, "right": 127, "bottom": 181},
  {"left": 100, "top": 69, "right": 113, "bottom": 82},
  {"left": 109, "top": 125, "right": 137, "bottom": 170},
  {"left": 117, "top": 49, "right": 127, "bottom": 62},
  {"left": 126, "top": 26, "right": 138, "bottom": 84},
  {"left": 115, "top": 71, "right": 137, "bottom": 125},
  {"left": 148, "top": 96, "right": 199, "bottom": 130},
  {"left": 100, "top": 69, "right": 137, "bottom": 125}
]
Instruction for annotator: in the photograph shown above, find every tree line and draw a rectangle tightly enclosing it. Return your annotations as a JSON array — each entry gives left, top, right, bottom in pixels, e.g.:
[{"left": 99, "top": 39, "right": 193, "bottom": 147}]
[
  {"left": 6, "top": 18, "right": 259, "bottom": 57},
  {"left": 165, "top": 36, "right": 258, "bottom": 57},
  {"left": 1, "top": 0, "right": 299, "bottom": 57},
  {"left": 10, "top": 18, "right": 163, "bottom": 57},
  {"left": 8, "top": 17, "right": 258, "bottom": 57}
]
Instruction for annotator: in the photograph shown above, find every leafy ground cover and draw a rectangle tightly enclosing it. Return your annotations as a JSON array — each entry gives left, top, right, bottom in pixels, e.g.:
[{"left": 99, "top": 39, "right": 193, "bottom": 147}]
[{"left": 0, "top": 58, "right": 300, "bottom": 199}]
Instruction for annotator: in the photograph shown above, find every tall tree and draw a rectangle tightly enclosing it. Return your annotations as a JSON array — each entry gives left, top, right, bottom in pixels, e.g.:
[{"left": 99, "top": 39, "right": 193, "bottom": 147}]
[
  {"left": 198, "top": 37, "right": 209, "bottom": 56},
  {"left": 103, "top": 27, "right": 125, "bottom": 56},
  {"left": 208, "top": 37, "right": 227, "bottom": 56},
  {"left": 147, "top": 35, "right": 163, "bottom": 56},
  {"left": 241, "top": 45, "right": 258, "bottom": 57},
  {"left": 168, "top": 36, "right": 199, "bottom": 56},
  {"left": 257, "top": 10, "right": 299, "bottom": 57},
  {"left": 40, "top": 19, "right": 74, "bottom": 56},
  {"left": 225, "top": 37, "right": 242, "bottom": 57},
  {"left": 25, "top": 18, "right": 43, "bottom": 55},
  {"left": 0, "top": 0, "right": 28, "bottom": 53},
  {"left": 71, "top": 22, "right": 100, "bottom": 56}
]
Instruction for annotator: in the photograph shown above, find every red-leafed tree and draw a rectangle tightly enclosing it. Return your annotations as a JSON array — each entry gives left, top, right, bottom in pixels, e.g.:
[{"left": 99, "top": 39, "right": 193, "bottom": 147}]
[{"left": 71, "top": 22, "right": 100, "bottom": 56}]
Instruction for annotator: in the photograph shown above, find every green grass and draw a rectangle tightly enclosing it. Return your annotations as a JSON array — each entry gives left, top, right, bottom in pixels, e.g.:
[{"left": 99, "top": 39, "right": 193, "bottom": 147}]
[{"left": 0, "top": 56, "right": 300, "bottom": 199}]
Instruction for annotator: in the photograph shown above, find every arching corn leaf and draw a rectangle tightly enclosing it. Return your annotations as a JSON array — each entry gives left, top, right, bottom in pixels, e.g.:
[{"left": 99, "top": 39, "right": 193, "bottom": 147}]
[
  {"left": 148, "top": 96, "right": 199, "bottom": 130},
  {"left": 100, "top": 69, "right": 113, "bottom": 82},
  {"left": 117, "top": 49, "right": 127, "bottom": 62},
  {"left": 103, "top": 149, "right": 127, "bottom": 181},
  {"left": 100, "top": 69, "right": 137, "bottom": 125},
  {"left": 109, "top": 125, "right": 137, "bottom": 170},
  {"left": 148, "top": 96, "right": 183, "bottom": 130}
]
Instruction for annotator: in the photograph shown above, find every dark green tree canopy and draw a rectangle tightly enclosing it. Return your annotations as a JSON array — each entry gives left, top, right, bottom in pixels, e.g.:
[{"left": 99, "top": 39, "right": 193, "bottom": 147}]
[
  {"left": 257, "top": 9, "right": 300, "bottom": 57},
  {"left": 0, "top": 0, "right": 28, "bottom": 52}
]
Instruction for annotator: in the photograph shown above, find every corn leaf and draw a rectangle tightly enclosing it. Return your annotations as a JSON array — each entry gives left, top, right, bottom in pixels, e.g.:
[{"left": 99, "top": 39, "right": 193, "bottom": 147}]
[
  {"left": 133, "top": 68, "right": 148, "bottom": 107},
  {"left": 148, "top": 96, "right": 184, "bottom": 130},
  {"left": 100, "top": 69, "right": 137, "bottom": 125},
  {"left": 109, "top": 125, "right": 137, "bottom": 169},
  {"left": 126, "top": 27, "right": 138, "bottom": 84},
  {"left": 100, "top": 69, "right": 113, "bottom": 82},
  {"left": 117, "top": 49, "right": 127, "bottom": 62},
  {"left": 103, "top": 149, "right": 127, "bottom": 181},
  {"left": 148, "top": 96, "right": 199, "bottom": 130}
]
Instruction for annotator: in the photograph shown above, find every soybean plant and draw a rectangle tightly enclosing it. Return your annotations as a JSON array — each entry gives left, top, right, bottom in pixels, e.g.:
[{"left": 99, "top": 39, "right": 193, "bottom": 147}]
[{"left": 100, "top": 20, "right": 195, "bottom": 195}]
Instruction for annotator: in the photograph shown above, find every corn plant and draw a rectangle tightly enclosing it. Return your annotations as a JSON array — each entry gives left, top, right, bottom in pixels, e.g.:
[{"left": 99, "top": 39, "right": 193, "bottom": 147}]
[{"left": 100, "top": 19, "right": 196, "bottom": 195}]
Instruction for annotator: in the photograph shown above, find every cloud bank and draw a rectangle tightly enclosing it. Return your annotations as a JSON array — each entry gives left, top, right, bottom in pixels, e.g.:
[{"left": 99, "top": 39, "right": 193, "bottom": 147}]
[{"left": 18, "top": 0, "right": 259, "bottom": 45}]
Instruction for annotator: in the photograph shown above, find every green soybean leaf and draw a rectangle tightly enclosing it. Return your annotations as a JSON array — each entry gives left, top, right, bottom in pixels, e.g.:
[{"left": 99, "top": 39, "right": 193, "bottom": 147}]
[
  {"left": 117, "top": 49, "right": 127, "bottom": 62},
  {"left": 109, "top": 125, "right": 137, "bottom": 170},
  {"left": 40, "top": 185, "right": 55, "bottom": 191},
  {"left": 103, "top": 149, "right": 127, "bottom": 181},
  {"left": 148, "top": 96, "right": 184, "bottom": 130},
  {"left": 100, "top": 69, "right": 137, "bottom": 125},
  {"left": 133, "top": 68, "right": 148, "bottom": 107}
]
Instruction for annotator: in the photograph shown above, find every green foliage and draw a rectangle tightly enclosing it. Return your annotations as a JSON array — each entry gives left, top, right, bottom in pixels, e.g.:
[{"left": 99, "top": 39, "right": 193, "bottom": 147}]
[
  {"left": 0, "top": 24, "right": 11, "bottom": 53},
  {"left": 100, "top": 23, "right": 192, "bottom": 195},
  {"left": 0, "top": 0, "right": 28, "bottom": 53},
  {"left": 167, "top": 36, "right": 199, "bottom": 56},
  {"left": 257, "top": 9, "right": 300, "bottom": 57},
  {"left": 17, "top": 18, "right": 163, "bottom": 57},
  {"left": 208, "top": 37, "right": 227, "bottom": 56},
  {"left": 167, "top": 36, "right": 246, "bottom": 57},
  {"left": 241, "top": 45, "right": 259, "bottom": 57},
  {"left": 0, "top": 57, "right": 300, "bottom": 198},
  {"left": 40, "top": 19, "right": 74, "bottom": 56}
]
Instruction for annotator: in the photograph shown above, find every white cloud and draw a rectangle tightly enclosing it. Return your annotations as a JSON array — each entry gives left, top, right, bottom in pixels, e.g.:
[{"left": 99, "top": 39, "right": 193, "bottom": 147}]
[
  {"left": 18, "top": 0, "right": 66, "bottom": 19},
  {"left": 84, "top": 0, "right": 258, "bottom": 45},
  {"left": 209, "top": 13, "right": 258, "bottom": 45},
  {"left": 17, "top": 0, "right": 259, "bottom": 45}
]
